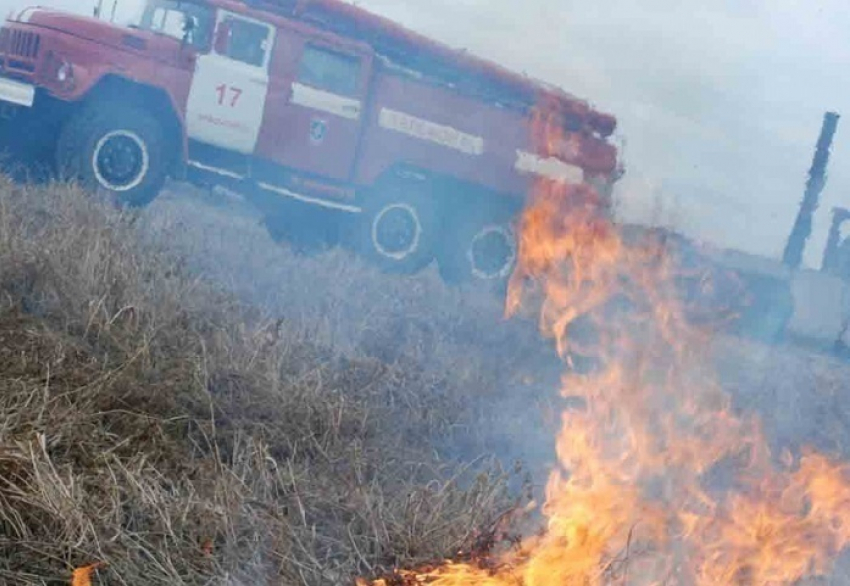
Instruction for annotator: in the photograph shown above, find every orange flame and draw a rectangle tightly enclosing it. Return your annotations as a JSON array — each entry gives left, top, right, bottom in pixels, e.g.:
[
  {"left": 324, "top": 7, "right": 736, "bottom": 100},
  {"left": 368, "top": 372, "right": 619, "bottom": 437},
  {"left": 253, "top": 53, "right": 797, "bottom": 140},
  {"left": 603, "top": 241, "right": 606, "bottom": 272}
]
[
  {"left": 361, "top": 107, "right": 850, "bottom": 585},
  {"left": 71, "top": 562, "right": 105, "bottom": 586}
]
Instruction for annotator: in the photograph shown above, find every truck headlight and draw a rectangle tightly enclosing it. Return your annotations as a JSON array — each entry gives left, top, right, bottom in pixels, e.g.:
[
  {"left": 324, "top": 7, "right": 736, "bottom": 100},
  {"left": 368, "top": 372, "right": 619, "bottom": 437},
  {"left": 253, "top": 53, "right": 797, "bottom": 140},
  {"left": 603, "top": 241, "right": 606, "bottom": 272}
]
[
  {"left": 56, "top": 61, "right": 72, "bottom": 84},
  {"left": 45, "top": 51, "right": 75, "bottom": 91}
]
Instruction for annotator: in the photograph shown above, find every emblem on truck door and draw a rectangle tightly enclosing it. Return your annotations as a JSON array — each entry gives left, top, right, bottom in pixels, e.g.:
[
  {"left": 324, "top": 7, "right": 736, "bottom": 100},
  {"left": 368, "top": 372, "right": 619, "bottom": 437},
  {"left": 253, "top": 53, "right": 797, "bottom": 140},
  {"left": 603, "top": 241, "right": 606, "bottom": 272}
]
[{"left": 310, "top": 118, "right": 327, "bottom": 144}]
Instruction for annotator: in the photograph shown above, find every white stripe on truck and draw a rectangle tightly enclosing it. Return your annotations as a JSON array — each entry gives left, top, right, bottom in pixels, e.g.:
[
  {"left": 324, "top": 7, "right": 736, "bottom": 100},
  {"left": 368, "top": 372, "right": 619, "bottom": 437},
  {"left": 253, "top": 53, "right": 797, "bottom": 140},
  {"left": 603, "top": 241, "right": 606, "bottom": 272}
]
[
  {"left": 378, "top": 108, "right": 485, "bottom": 156},
  {"left": 514, "top": 150, "right": 584, "bottom": 184},
  {"left": 290, "top": 83, "right": 362, "bottom": 120},
  {"left": 258, "top": 181, "right": 362, "bottom": 213},
  {"left": 16, "top": 7, "right": 41, "bottom": 23}
]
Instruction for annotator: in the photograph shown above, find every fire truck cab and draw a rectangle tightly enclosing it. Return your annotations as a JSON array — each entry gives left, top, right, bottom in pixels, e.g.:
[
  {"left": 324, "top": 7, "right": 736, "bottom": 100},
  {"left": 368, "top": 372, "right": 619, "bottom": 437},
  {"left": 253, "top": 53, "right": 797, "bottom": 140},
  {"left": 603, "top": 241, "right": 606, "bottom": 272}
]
[{"left": 0, "top": 0, "right": 620, "bottom": 284}]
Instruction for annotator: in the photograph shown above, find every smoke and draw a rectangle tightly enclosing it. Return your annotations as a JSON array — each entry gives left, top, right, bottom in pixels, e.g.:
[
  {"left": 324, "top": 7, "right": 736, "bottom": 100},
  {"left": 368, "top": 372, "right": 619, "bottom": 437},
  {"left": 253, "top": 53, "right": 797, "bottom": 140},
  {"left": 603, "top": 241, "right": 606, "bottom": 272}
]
[
  {"left": 141, "top": 184, "right": 850, "bottom": 513},
  {"left": 6, "top": 0, "right": 850, "bottom": 264},
  {"left": 356, "top": 0, "right": 850, "bottom": 268},
  {"left": 139, "top": 185, "right": 565, "bottom": 481},
  {"left": 3, "top": 0, "right": 849, "bottom": 516}
]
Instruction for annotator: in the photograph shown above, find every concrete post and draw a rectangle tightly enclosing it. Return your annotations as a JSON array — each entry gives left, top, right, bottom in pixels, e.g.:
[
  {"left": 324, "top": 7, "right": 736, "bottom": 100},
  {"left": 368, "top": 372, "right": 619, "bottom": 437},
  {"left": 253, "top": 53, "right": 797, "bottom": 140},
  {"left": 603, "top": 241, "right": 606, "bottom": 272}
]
[{"left": 782, "top": 111, "right": 840, "bottom": 270}]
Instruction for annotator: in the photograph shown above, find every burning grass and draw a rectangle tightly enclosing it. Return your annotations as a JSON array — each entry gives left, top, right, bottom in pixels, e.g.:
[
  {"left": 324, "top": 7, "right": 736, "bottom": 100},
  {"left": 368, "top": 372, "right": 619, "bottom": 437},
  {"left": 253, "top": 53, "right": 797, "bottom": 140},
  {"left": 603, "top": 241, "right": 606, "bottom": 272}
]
[
  {"left": 0, "top": 178, "right": 514, "bottom": 585},
  {"left": 2, "top": 172, "right": 849, "bottom": 586},
  {"left": 355, "top": 111, "right": 850, "bottom": 585}
]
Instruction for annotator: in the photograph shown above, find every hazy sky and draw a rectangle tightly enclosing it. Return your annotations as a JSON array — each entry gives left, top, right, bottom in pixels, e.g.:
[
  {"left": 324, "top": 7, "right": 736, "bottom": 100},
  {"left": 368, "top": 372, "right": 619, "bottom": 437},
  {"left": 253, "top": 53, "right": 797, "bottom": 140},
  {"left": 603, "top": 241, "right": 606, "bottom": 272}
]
[{"left": 3, "top": 0, "right": 850, "bottom": 267}]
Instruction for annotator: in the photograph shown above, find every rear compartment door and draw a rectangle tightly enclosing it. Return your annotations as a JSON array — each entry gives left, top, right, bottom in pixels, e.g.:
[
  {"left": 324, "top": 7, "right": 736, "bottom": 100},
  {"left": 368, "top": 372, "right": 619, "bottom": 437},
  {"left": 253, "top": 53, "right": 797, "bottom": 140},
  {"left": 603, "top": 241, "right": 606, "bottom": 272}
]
[
  {"left": 256, "top": 35, "right": 371, "bottom": 182},
  {"left": 186, "top": 10, "right": 275, "bottom": 154}
]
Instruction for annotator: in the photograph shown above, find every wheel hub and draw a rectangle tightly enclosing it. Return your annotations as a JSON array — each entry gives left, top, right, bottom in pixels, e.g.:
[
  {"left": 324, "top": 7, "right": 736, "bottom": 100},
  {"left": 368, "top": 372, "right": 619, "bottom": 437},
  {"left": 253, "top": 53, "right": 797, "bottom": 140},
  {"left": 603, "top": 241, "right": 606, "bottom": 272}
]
[
  {"left": 92, "top": 130, "right": 148, "bottom": 192},
  {"left": 469, "top": 225, "right": 516, "bottom": 280},
  {"left": 372, "top": 203, "right": 421, "bottom": 260}
]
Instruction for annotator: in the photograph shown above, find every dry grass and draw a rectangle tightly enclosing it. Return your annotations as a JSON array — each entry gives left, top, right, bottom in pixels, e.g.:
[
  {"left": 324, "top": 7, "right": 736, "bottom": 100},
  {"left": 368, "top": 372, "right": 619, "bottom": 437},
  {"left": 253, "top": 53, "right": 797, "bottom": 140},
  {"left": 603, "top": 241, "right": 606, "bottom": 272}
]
[
  {"left": 142, "top": 185, "right": 566, "bottom": 478},
  {"left": 2, "top": 177, "right": 850, "bottom": 585},
  {"left": 0, "top": 178, "right": 517, "bottom": 585}
]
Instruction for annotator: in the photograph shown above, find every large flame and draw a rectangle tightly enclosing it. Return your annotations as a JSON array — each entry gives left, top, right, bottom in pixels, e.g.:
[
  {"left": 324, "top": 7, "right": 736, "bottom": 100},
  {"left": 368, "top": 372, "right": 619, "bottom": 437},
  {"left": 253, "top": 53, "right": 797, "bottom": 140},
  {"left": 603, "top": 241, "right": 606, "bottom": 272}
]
[{"left": 360, "top": 108, "right": 850, "bottom": 586}]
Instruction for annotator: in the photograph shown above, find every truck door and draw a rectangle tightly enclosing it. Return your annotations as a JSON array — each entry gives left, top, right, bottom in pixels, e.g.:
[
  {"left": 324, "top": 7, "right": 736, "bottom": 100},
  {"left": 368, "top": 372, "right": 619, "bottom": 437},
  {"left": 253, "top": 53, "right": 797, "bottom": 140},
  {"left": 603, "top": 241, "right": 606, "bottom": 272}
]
[
  {"left": 186, "top": 11, "right": 275, "bottom": 154},
  {"left": 256, "top": 37, "right": 371, "bottom": 182}
]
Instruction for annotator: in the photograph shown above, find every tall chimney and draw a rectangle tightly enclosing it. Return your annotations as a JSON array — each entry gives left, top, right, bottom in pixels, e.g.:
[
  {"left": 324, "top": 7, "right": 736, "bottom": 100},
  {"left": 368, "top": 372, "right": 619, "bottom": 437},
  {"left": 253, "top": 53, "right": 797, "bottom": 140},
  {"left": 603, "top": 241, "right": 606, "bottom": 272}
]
[{"left": 782, "top": 111, "right": 840, "bottom": 269}]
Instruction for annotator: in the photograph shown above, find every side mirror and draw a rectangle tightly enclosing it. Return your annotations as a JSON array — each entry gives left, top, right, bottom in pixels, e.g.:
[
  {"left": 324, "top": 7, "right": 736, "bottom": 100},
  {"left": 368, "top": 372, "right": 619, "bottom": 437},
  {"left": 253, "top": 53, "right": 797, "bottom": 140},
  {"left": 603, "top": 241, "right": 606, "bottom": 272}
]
[
  {"left": 213, "top": 19, "right": 231, "bottom": 54},
  {"left": 181, "top": 15, "right": 196, "bottom": 46}
]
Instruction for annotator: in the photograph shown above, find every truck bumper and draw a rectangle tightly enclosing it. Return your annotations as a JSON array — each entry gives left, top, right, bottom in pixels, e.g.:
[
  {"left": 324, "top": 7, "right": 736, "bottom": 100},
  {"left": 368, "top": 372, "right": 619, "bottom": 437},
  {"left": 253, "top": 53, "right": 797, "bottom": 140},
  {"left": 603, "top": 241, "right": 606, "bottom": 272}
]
[{"left": 0, "top": 77, "right": 34, "bottom": 107}]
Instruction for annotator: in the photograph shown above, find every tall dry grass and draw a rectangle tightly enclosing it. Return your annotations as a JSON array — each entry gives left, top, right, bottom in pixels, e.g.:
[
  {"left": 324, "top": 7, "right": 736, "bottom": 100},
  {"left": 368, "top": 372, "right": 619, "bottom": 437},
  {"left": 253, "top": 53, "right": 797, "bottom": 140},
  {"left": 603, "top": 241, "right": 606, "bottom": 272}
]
[
  {"left": 3, "top": 177, "right": 849, "bottom": 585},
  {"left": 0, "top": 178, "right": 517, "bottom": 585}
]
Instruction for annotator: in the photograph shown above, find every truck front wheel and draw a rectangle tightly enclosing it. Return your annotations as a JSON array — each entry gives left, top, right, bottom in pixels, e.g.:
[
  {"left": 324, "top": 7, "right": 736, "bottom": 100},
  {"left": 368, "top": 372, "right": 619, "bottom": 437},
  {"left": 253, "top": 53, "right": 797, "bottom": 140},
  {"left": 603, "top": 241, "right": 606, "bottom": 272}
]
[{"left": 56, "top": 104, "right": 168, "bottom": 207}]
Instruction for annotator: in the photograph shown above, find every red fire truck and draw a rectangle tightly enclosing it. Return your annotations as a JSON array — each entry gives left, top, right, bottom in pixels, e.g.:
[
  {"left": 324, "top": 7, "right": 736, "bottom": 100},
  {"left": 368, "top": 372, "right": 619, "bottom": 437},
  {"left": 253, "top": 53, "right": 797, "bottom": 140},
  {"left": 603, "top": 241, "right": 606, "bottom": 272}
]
[{"left": 0, "top": 0, "right": 619, "bottom": 283}]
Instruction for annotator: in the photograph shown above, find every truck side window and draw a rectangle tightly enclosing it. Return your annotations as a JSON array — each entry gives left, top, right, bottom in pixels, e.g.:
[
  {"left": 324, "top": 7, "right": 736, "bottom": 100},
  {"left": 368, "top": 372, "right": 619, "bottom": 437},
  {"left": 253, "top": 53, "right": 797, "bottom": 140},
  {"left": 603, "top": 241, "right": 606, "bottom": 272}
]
[
  {"left": 150, "top": 8, "right": 185, "bottom": 39},
  {"left": 138, "top": 0, "right": 213, "bottom": 48},
  {"left": 297, "top": 45, "right": 361, "bottom": 97},
  {"left": 217, "top": 16, "right": 270, "bottom": 68}
]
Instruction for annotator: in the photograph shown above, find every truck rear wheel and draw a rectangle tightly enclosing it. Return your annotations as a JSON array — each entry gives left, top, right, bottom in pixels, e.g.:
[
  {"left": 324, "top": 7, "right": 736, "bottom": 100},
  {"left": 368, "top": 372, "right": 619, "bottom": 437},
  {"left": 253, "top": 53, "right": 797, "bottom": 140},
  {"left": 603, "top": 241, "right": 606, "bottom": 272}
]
[
  {"left": 56, "top": 103, "right": 168, "bottom": 207},
  {"left": 438, "top": 215, "right": 517, "bottom": 285},
  {"left": 354, "top": 180, "right": 437, "bottom": 274}
]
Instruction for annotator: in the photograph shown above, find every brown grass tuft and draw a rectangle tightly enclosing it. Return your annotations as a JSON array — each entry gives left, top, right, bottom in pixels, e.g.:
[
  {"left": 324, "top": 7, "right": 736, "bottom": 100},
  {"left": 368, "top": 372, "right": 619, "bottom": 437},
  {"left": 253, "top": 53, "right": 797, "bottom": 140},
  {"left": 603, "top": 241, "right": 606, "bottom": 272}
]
[{"left": 0, "top": 178, "right": 514, "bottom": 585}]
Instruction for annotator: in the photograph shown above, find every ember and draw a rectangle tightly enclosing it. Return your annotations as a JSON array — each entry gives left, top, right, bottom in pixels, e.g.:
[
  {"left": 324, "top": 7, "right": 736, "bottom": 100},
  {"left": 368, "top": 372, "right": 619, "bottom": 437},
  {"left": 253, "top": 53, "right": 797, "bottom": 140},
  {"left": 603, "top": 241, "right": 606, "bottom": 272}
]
[
  {"left": 71, "top": 562, "right": 106, "bottom": 586},
  {"left": 359, "top": 105, "right": 850, "bottom": 585}
]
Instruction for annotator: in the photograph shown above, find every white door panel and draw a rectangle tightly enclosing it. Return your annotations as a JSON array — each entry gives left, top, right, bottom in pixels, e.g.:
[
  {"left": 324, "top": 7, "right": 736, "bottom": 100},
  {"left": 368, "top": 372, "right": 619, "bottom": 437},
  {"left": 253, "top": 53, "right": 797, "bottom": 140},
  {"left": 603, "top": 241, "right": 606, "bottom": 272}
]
[{"left": 186, "top": 11, "right": 274, "bottom": 154}]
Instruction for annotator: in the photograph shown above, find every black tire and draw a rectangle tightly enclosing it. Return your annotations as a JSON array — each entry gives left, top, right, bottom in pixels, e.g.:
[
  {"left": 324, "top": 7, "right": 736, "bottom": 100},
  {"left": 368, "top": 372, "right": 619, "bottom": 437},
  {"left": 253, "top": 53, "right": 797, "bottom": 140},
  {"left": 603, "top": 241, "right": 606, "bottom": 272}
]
[
  {"left": 56, "top": 103, "right": 168, "bottom": 207},
  {"left": 438, "top": 212, "right": 518, "bottom": 286},
  {"left": 352, "top": 179, "right": 438, "bottom": 274}
]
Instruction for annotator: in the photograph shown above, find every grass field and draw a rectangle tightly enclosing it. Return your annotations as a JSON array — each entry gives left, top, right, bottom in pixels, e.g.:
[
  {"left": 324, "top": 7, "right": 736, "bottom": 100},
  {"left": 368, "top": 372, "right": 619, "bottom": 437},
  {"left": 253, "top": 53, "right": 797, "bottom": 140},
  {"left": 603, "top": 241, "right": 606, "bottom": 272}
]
[{"left": 0, "top": 178, "right": 849, "bottom": 584}]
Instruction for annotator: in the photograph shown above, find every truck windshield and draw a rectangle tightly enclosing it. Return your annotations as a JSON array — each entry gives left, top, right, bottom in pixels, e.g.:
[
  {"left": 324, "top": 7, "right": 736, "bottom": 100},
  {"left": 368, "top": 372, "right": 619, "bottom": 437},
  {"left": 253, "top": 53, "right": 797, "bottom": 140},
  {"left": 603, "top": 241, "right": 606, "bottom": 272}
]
[{"left": 135, "top": 0, "right": 214, "bottom": 49}]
